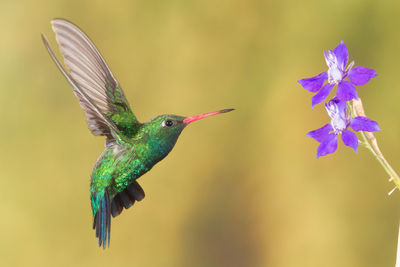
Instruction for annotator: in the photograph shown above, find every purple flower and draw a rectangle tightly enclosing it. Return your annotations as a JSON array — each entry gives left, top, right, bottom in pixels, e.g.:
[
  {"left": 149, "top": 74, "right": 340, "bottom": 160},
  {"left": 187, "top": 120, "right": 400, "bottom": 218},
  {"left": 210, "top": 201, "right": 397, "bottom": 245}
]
[
  {"left": 307, "top": 97, "right": 380, "bottom": 158},
  {"left": 298, "top": 41, "right": 377, "bottom": 107}
]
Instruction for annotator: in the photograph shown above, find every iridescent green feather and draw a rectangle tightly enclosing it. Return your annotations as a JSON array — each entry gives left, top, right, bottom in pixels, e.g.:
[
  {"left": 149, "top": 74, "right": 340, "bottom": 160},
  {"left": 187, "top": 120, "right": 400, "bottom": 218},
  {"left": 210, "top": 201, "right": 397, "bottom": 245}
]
[
  {"left": 43, "top": 19, "right": 233, "bottom": 249},
  {"left": 104, "top": 85, "right": 141, "bottom": 137}
]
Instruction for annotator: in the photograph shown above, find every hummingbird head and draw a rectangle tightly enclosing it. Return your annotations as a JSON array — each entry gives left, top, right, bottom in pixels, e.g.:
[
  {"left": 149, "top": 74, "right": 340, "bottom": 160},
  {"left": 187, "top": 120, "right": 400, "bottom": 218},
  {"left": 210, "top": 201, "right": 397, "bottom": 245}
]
[{"left": 140, "top": 109, "right": 234, "bottom": 161}]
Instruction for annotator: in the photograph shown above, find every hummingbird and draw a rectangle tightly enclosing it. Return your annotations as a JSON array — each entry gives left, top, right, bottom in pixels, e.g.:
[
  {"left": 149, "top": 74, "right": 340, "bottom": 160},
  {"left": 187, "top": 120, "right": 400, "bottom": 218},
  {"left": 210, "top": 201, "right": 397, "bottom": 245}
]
[{"left": 41, "top": 19, "right": 233, "bottom": 248}]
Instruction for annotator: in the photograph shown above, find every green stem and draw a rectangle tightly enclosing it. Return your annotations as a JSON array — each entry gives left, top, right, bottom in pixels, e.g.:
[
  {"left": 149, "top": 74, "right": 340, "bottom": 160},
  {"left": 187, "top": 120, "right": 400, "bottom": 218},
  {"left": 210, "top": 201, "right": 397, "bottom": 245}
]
[
  {"left": 347, "top": 102, "right": 400, "bottom": 194},
  {"left": 359, "top": 131, "right": 392, "bottom": 176}
]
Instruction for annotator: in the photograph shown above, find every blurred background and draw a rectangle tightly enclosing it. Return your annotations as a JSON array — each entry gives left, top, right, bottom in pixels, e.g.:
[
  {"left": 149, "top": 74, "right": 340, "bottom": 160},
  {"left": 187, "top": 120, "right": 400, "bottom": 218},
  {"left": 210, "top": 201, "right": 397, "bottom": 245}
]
[{"left": 1, "top": 0, "right": 400, "bottom": 266}]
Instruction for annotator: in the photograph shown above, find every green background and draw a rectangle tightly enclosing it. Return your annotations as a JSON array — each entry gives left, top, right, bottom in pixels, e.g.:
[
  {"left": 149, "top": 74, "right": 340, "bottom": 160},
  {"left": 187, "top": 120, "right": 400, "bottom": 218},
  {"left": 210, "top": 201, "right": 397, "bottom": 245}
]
[{"left": 1, "top": 0, "right": 400, "bottom": 266}]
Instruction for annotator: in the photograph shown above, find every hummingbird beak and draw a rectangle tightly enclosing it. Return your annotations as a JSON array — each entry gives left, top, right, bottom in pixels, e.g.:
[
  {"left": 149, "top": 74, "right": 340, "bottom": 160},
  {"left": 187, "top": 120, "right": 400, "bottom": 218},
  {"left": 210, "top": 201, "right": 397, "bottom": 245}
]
[{"left": 182, "top": 109, "right": 234, "bottom": 124}]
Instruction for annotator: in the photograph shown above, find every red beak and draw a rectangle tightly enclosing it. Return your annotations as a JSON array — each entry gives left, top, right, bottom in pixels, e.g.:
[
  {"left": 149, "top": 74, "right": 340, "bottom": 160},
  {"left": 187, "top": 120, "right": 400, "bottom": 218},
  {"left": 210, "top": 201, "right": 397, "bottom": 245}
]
[{"left": 183, "top": 109, "right": 234, "bottom": 124}]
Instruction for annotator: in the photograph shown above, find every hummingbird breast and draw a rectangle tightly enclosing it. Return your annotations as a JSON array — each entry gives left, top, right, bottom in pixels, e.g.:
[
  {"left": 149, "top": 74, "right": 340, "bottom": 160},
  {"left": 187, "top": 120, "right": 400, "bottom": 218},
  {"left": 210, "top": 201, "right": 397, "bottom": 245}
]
[{"left": 90, "top": 137, "right": 177, "bottom": 199}]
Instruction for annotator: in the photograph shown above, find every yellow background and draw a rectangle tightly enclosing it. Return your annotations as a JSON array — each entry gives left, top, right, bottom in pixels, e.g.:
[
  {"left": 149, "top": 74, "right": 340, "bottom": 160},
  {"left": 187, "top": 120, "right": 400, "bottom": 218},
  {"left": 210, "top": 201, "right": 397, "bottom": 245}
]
[{"left": 1, "top": 0, "right": 400, "bottom": 266}]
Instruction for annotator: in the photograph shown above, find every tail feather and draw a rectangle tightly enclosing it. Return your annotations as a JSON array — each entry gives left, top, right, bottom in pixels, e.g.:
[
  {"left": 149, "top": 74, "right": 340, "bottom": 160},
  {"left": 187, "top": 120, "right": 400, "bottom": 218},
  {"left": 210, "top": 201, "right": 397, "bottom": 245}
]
[
  {"left": 92, "top": 180, "right": 146, "bottom": 248},
  {"left": 110, "top": 180, "right": 145, "bottom": 218},
  {"left": 110, "top": 195, "right": 122, "bottom": 217},
  {"left": 119, "top": 191, "right": 135, "bottom": 209},
  {"left": 127, "top": 182, "right": 145, "bottom": 201},
  {"left": 93, "top": 190, "right": 111, "bottom": 249}
]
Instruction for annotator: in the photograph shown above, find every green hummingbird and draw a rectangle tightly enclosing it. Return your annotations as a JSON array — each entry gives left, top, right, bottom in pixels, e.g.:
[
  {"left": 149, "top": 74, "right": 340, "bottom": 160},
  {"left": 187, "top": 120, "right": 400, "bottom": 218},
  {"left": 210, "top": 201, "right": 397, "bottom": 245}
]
[{"left": 41, "top": 19, "right": 233, "bottom": 248}]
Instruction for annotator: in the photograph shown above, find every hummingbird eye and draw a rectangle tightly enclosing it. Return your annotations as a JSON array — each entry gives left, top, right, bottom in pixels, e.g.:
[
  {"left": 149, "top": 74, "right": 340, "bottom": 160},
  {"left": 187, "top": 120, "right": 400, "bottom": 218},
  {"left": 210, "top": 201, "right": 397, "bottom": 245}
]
[{"left": 162, "top": 119, "right": 175, "bottom": 127}]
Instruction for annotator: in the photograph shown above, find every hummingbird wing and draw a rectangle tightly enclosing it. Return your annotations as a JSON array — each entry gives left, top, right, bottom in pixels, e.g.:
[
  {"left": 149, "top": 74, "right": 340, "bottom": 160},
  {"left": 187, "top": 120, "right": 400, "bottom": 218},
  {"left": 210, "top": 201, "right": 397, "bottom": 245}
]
[{"left": 42, "top": 19, "right": 140, "bottom": 144}]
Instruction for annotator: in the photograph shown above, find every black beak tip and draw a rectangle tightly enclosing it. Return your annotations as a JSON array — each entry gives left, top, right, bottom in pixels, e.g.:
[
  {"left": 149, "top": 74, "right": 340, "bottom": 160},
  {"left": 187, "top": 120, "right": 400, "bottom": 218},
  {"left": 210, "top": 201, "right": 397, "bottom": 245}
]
[{"left": 220, "top": 108, "right": 235, "bottom": 113}]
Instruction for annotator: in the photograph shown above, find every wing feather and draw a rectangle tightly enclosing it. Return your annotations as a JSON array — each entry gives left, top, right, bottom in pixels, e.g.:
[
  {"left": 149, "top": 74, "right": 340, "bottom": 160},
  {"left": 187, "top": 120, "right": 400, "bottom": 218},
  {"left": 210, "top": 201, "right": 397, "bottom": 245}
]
[
  {"left": 41, "top": 34, "right": 120, "bottom": 140},
  {"left": 43, "top": 19, "right": 140, "bottom": 141}
]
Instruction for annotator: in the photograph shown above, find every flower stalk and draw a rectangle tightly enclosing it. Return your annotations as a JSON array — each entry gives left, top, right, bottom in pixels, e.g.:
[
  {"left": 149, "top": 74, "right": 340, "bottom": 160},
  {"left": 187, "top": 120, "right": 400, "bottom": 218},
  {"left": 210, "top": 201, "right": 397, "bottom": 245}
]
[
  {"left": 396, "top": 224, "right": 400, "bottom": 267},
  {"left": 347, "top": 99, "right": 400, "bottom": 194},
  {"left": 299, "top": 40, "right": 399, "bottom": 193}
]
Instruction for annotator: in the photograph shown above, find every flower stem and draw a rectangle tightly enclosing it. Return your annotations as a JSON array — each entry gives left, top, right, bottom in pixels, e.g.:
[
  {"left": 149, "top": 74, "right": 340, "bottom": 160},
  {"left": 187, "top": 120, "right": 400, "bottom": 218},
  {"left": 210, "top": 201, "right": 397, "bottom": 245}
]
[
  {"left": 347, "top": 100, "right": 400, "bottom": 194},
  {"left": 396, "top": 224, "right": 400, "bottom": 267}
]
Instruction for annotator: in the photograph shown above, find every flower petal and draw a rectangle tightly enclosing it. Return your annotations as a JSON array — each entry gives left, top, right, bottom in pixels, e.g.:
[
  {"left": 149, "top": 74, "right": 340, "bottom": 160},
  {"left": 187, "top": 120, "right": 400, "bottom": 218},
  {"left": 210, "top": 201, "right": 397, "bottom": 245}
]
[
  {"left": 350, "top": 116, "right": 380, "bottom": 132},
  {"left": 325, "top": 97, "right": 348, "bottom": 131},
  {"left": 311, "top": 83, "right": 335, "bottom": 108},
  {"left": 306, "top": 123, "right": 333, "bottom": 142},
  {"left": 298, "top": 72, "right": 328, "bottom": 93},
  {"left": 333, "top": 41, "right": 349, "bottom": 71},
  {"left": 316, "top": 133, "right": 337, "bottom": 158},
  {"left": 341, "top": 129, "right": 358, "bottom": 152},
  {"left": 348, "top": 66, "right": 378, "bottom": 86},
  {"left": 325, "top": 97, "right": 347, "bottom": 118},
  {"left": 337, "top": 80, "right": 358, "bottom": 101}
]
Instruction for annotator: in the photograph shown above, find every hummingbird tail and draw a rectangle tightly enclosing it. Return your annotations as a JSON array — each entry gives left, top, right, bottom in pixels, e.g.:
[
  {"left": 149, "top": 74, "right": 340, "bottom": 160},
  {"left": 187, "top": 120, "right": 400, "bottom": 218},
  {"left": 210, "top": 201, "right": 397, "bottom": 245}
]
[
  {"left": 110, "top": 180, "right": 145, "bottom": 218},
  {"left": 93, "top": 190, "right": 111, "bottom": 249},
  {"left": 92, "top": 181, "right": 145, "bottom": 248}
]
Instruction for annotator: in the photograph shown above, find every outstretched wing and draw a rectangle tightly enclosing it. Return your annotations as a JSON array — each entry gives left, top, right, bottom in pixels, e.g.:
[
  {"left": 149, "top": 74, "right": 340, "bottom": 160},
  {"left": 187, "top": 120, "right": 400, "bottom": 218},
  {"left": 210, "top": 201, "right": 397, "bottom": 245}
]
[{"left": 43, "top": 19, "right": 140, "bottom": 143}]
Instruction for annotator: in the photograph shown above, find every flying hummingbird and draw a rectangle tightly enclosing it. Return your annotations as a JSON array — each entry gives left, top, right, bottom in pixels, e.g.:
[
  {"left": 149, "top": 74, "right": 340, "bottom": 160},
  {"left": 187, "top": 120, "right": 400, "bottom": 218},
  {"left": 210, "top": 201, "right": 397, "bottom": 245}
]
[{"left": 41, "top": 19, "right": 233, "bottom": 249}]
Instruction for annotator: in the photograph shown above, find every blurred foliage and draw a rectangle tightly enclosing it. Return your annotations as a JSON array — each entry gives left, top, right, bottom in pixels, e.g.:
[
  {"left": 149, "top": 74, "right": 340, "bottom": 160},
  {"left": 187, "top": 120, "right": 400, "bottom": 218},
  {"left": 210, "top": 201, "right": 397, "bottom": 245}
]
[{"left": 0, "top": 0, "right": 400, "bottom": 266}]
